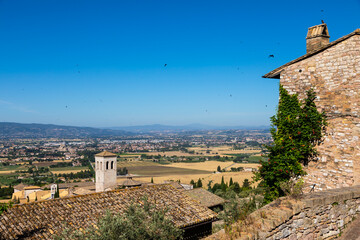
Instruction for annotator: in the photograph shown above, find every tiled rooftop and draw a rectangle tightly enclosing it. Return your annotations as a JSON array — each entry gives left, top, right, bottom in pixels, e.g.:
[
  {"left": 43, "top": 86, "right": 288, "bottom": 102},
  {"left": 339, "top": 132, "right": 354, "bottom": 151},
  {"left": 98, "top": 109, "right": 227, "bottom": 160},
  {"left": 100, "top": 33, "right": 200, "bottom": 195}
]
[
  {"left": 185, "top": 188, "right": 226, "bottom": 208},
  {"left": 95, "top": 151, "right": 117, "bottom": 157},
  {"left": 0, "top": 184, "right": 217, "bottom": 239}
]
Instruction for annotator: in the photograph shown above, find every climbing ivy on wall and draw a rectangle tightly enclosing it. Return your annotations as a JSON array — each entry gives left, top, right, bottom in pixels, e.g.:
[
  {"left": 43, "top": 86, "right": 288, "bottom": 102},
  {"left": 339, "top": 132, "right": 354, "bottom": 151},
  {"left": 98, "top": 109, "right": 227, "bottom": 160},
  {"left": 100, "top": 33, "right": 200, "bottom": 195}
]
[{"left": 255, "top": 85, "right": 327, "bottom": 202}]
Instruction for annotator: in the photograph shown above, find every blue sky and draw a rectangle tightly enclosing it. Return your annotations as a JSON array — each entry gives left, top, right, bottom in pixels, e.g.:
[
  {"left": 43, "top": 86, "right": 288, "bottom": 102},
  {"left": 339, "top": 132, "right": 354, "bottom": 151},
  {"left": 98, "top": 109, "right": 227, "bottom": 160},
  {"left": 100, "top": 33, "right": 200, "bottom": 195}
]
[{"left": 0, "top": 0, "right": 359, "bottom": 127}]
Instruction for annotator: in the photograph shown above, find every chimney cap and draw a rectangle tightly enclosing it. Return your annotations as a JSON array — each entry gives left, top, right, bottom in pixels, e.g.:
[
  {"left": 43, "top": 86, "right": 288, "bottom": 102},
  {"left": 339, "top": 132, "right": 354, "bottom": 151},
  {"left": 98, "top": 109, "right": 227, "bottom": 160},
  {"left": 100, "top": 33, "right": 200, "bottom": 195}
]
[{"left": 306, "top": 23, "right": 330, "bottom": 39}]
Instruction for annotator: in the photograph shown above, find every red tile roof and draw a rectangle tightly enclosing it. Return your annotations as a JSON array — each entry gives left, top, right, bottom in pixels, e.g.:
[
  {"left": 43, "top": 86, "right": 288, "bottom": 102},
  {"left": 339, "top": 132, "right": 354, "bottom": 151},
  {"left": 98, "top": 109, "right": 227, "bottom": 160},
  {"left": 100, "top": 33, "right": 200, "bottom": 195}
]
[
  {"left": 185, "top": 188, "right": 226, "bottom": 208},
  {"left": 95, "top": 151, "right": 117, "bottom": 157},
  {"left": 0, "top": 184, "right": 217, "bottom": 239}
]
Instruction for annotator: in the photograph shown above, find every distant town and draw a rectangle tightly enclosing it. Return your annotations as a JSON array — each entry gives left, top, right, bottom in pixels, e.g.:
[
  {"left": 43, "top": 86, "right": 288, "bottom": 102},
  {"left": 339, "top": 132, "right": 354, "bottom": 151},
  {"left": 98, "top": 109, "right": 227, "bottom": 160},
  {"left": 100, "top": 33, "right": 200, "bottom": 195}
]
[{"left": 0, "top": 123, "right": 270, "bottom": 201}]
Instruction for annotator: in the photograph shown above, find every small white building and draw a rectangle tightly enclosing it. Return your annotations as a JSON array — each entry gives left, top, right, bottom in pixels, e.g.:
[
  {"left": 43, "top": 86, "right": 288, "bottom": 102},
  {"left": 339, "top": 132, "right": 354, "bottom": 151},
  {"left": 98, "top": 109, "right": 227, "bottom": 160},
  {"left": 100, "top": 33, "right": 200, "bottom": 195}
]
[
  {"left": 95, "top": 151, "right": 117, "bottom": 192},
  {"left": 24, "top": 186, "right": 42, "bottom": 198}
]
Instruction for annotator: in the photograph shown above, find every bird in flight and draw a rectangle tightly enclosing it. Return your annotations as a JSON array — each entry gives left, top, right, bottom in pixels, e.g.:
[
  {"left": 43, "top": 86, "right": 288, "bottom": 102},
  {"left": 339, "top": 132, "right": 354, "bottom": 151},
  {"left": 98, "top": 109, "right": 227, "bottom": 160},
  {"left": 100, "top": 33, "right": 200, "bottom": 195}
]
[
  {"left": 164, "top": 64, "right": 167, "bottom": 67},
  {"left": 269, "top": 55, "right": 274, "bottom": 58}
]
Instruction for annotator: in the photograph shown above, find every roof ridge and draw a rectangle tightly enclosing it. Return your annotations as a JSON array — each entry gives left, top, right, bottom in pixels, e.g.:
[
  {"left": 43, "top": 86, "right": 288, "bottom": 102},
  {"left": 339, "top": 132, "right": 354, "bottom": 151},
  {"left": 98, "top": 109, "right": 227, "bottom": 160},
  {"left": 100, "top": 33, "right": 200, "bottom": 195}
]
[
  {"left": 263, "top": 28, "right": 360, "bottom": 79},
  {"left": 12, "top": 184, "right": 173, "bottom": 208}
]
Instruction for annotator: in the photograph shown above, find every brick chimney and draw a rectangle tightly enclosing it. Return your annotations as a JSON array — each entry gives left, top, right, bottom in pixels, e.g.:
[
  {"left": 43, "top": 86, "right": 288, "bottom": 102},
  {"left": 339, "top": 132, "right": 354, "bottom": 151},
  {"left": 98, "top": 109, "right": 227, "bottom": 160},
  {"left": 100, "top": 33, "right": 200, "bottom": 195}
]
[{"left": 306, "top": 23, "right": 330, "bottom": 53}]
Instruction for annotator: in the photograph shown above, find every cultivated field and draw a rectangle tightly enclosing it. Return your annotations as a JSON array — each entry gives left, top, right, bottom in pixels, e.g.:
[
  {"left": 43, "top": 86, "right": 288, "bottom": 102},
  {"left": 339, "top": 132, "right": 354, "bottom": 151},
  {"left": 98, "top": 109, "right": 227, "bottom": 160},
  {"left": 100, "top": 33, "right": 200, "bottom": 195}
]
[
  {"left": 50, "top": 166, "right": 89, "bottom": 174},
  {"left": 188, "top": 146, "right": 261, "bottom": 157},
  {"left": 165, "top": 161, "right": 259, "bottom": 172},
  {"left": 132, "top": 172, "right": 256, "bottom": 187},
  {"left": 134, "top": 145, "right": 262, "bottom": 158},
  {"left": 135, "top": 151, "right": 210, "bottom": 157},
  {"left": 117, "top": 160, "right": 258, "bottom": 187},
  {"left": 0, "top": 165, "right": 27, "bottom": 174},
  {"left": 117, "top": 161, "right": 211, "bottom": 177}
]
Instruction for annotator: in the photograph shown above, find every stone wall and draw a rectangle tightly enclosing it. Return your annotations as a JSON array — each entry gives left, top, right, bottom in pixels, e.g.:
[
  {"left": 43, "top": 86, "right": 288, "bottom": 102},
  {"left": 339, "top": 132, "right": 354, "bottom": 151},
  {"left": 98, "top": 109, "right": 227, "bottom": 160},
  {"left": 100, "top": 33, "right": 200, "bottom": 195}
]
[
  {"left": 206, "top": 185, "right": 360, "bottom": 240},
  {"left": 279, "top": 34, "right": 360, "bottom": 190}
]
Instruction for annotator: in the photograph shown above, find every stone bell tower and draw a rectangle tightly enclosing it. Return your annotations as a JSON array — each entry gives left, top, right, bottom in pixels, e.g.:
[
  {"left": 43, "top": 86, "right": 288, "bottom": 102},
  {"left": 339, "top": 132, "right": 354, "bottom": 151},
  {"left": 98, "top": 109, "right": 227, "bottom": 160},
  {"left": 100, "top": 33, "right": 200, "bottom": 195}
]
[{"left": 95, "top": 151, "right": 117, "bottom": 192}]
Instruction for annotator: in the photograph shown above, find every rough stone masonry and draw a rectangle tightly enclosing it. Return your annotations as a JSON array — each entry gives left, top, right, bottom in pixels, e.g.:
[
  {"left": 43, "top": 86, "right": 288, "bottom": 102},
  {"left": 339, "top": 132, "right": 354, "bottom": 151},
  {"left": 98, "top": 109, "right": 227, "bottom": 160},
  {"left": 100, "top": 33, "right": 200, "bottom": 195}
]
[{"left": 263, "top": 24, "right": 360, "bottom": 191}]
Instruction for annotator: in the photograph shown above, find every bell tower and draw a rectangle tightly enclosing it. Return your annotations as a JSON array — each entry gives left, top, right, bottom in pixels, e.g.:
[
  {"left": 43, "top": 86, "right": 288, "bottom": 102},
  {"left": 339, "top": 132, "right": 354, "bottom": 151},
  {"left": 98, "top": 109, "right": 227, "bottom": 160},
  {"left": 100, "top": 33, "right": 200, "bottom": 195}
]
[{"left": 95, "top": 151, "right": 117, "bottom": 192}]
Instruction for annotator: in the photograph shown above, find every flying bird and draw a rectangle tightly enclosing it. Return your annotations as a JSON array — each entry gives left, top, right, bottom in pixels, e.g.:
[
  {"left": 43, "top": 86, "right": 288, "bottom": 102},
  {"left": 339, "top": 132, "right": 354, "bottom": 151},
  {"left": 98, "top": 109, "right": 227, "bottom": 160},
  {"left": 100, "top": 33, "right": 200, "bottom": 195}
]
[
  {"left": 164, "top": 64, "right": 167, "bottom": 67},
  {"left": 269, "top": 55, "right": 274, "bottom": 58},
  {"left": 229, "top": 94, "right": 232, "bottom": 97}
]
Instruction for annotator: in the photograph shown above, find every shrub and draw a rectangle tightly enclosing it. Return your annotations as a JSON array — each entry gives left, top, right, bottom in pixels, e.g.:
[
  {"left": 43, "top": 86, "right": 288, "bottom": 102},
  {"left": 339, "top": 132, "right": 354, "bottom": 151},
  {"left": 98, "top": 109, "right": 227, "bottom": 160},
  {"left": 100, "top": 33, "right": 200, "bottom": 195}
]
[
  {"left": 255, "top": 86, "right": 327, "bottom": 202},
  {"left": 54, "top": 198, "right": 183, "bottom": 240}
]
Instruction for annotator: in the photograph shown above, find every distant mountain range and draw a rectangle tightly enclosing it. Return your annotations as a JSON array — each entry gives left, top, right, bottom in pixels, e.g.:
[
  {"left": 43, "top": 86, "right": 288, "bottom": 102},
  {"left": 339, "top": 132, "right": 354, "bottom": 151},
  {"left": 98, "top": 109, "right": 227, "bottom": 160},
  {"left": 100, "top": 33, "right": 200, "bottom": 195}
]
[
  {"left": 106, "top": 124, "right": 270, "bottom": 133},
  {"left": 0, "top": 122, "right": 132, "bottom": 139},
  {"left": 0, "top": 122, "right": 270, "bottom": 138}
]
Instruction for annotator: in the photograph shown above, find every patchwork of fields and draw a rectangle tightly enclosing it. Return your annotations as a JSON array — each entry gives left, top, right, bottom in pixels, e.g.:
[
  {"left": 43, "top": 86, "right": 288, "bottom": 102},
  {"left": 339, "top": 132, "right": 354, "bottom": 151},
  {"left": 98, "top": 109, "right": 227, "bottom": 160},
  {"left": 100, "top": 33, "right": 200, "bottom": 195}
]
[
  {"left": 0, "top": 145, "right": 262, "bottom": 187},
  {"left": 117, "top": 160, "right": 259, "bottom": 186}
]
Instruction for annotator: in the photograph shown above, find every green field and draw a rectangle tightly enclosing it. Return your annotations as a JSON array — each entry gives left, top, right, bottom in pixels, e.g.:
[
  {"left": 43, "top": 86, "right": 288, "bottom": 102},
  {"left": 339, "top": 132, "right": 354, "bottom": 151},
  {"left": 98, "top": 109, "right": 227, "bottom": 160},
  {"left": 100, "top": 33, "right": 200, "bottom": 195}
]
[
  {"left": 50, "top": 166, "right": 89, "bottom": 172},
  {"left": 0, "top": 165, "right": 27, "bottom": 172}
]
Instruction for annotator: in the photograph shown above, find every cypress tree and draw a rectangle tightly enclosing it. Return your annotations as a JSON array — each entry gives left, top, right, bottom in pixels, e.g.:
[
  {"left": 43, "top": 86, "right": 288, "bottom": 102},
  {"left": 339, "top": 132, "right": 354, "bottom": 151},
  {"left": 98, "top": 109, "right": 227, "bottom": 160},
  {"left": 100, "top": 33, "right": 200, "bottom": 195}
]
[
  {"left": 54, "top": 184, "right": 60, "bottom": 198},
  {"left": 197, "top": 178, "right": 202, "bottom": 188}
]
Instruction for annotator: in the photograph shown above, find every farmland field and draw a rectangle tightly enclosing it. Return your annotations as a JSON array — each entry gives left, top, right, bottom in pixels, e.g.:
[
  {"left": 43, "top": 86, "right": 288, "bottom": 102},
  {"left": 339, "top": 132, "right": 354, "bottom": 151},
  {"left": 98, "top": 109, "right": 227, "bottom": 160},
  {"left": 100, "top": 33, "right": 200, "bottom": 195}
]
[
  {"left": 165, "top": 161, "right": 259, "bottom": 172},
  {"left": 135, "top": 151, "right": 210, "bottom": 157},
  {"left": 188, "top": 146, "right": 261, "bottom": 157},
  {"left": 132, "top": 171, "right": 256, "bottom": 187},
  {"left": 117, "top": 160, "right": 258, "bottom": 187},
  {"left": 0, "top": 165, "right": 27, "bottom": 174},
  {"left": 50, "top": 166, "right": 89, "bottom": 174},
  {"left": 117, "top": 161, "right": 211, "bottom": 177}
]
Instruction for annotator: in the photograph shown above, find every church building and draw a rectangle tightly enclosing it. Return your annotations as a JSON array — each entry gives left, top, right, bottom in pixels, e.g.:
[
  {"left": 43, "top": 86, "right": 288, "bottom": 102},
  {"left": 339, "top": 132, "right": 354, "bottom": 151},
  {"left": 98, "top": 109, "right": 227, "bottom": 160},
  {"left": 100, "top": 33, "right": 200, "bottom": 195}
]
[{"left": 264, "top": 23, "right": 360, "bottom": 191}]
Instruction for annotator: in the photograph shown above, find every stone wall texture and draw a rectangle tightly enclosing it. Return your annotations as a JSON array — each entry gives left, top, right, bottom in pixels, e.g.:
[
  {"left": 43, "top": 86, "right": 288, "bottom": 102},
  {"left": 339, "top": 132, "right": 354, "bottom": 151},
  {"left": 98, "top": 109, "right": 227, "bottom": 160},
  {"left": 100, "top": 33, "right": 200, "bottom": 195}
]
[
  {"left": 206, "top": 185, "right": 360, "bottom": 240},
  {"left": 280, "top": 34, "right": 360, "bottom": 191}
]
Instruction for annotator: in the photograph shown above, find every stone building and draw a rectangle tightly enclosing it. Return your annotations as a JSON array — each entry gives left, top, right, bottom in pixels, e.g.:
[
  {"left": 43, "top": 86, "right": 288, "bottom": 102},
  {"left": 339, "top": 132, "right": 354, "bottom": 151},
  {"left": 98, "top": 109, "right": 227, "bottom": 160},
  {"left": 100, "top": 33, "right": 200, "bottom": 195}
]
[
  {"left": 95, "top": 151, "right": 117, "bottom": 192},
  {"left": 264, "top": 23, "right": 360, "bottom": 191}
]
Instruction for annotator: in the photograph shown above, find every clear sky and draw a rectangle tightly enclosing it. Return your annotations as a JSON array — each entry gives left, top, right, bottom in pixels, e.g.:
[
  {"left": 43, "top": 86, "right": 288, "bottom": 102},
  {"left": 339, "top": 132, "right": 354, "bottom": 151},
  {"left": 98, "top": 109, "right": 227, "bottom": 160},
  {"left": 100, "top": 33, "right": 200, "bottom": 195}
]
[{"left": 0, "top": 0, "right": 359, "bottom": 127}]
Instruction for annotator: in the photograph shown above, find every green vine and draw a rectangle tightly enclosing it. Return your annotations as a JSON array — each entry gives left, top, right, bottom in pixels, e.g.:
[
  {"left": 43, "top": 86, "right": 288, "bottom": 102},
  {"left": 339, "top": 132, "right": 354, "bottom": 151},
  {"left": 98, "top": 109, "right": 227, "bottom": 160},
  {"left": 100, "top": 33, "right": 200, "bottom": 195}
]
[{"left": 255, "top": 85, "right": 327, "bottom": 202}]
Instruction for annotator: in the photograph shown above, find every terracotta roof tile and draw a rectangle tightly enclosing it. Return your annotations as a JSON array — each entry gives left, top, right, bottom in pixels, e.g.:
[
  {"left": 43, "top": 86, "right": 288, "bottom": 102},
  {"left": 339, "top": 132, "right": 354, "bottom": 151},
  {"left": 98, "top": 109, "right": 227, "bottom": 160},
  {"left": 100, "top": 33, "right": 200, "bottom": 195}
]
[
  {"left": 185, "top": 188, "right": 226, "bottom": 208},
  {"left": 95, "top": 151, "right": 117, "bottom": 157},
  {"left": 23, "top": 186, "right": 41, "bottom": 190},
  {"left": 0, "top": 184, "right": 217, "bottom": 239}
]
